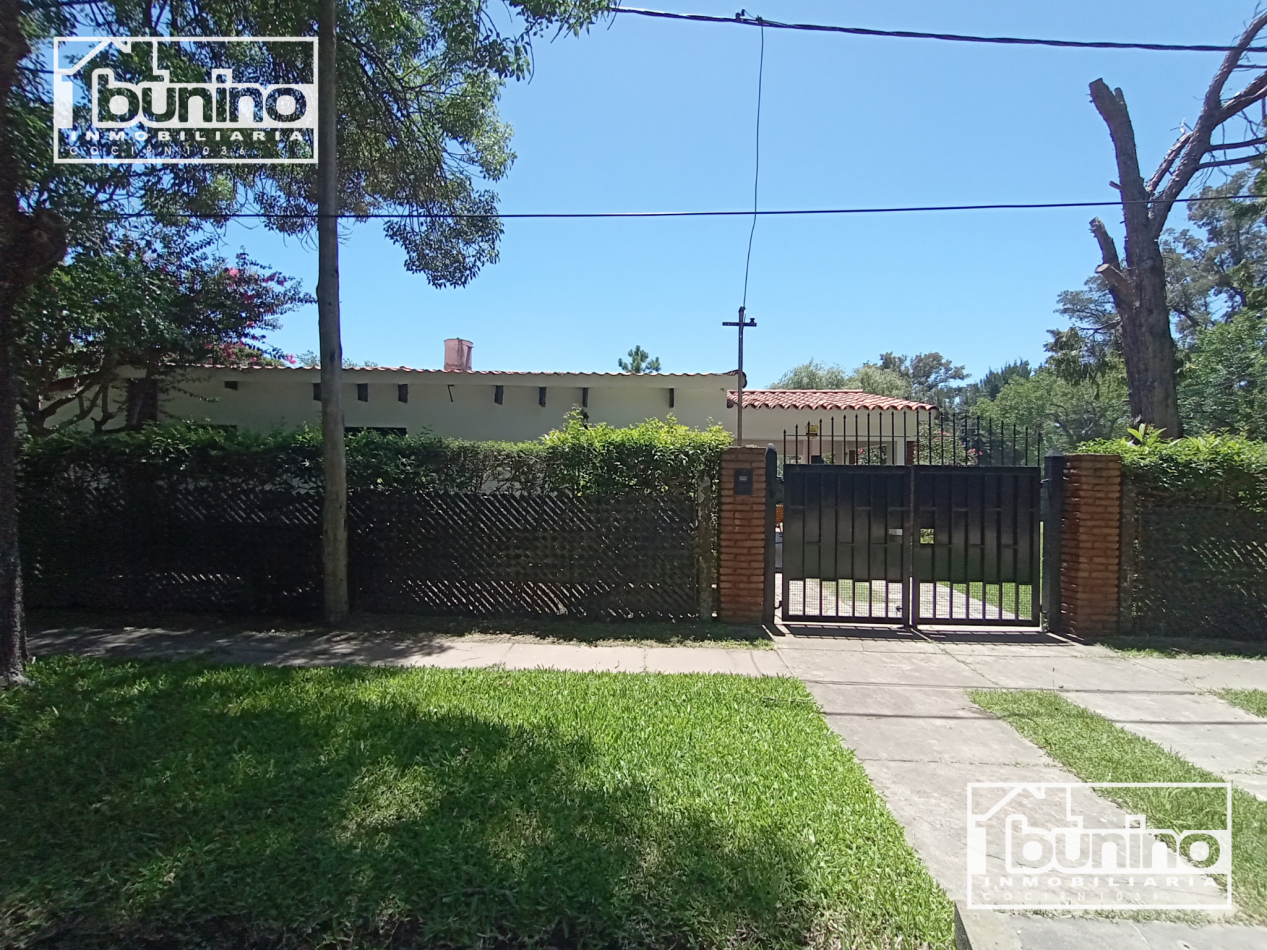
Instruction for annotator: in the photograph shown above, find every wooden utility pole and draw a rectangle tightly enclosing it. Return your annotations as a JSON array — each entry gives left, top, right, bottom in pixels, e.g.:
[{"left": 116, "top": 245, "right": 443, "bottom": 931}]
[
  {"left": 317, "top": 0, "right": 348, "bottom": 622},
  {"left": 723, "top": 306, "right": 756, "bottom": 444}
]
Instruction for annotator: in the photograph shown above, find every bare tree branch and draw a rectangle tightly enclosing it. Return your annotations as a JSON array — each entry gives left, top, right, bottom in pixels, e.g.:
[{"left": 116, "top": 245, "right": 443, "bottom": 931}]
[
  {"left": 1206, "top": 135, "right": 1267, "bottom": 151},
  {"left": 1152, "top": 13, "right": 1267, "bottom": 236},
  {"left": 1218, "top": 70, "right": 1267, "bottom": 124},
  {"left": 1146, "top": 131, "right": 1191, "bottom": 196},
  {"left": 1089, "top": 217, "right": 1134, "bottom": 306},
  {"left": 1196, "top": 154, "right": 1266, "bottom": 170}
]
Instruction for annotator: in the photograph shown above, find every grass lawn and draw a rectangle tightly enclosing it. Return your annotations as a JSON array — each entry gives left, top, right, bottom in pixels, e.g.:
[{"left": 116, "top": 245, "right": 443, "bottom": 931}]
[
  {"left": 970, "top": 689, "right": 1267, "bottom": 923},
  {"left": 0, "top": 657, "right": 951, "bottom": 949},
  {"left": 1090, "top": 637, "right": 1267, "bottom": 659},
  {"left": 1218, "top": 689, "right": 1267, "bottom": 718}
]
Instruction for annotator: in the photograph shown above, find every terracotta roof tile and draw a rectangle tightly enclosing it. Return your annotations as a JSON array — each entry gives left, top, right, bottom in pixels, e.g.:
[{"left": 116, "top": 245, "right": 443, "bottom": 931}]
[{"left": 727, "top": 389, "right": 937, "bottom": 411}]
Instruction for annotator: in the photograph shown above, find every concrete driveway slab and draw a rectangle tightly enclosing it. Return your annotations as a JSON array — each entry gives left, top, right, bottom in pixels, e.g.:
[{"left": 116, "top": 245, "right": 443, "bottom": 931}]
[
  {"left": 784, "top": 648, "right": 995, "bottom": 687},
  {"left": 1125, "top": 657, "right": 1267, "bottom": 691},
  {"left": 958, "top": 655, "right": 1191, "bottom": 692},
  {"left": 1011, "top": 915, "right": 1266, "bottom": 949}
]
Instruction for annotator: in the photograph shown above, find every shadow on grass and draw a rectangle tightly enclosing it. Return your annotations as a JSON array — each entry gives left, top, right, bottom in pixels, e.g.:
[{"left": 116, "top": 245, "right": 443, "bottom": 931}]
[
  {"left": 1091, "top": 635, "right": 1267, "bottom": 659},
  {"left": 1, "top": 659, "right": 919, "bottom": 950}
]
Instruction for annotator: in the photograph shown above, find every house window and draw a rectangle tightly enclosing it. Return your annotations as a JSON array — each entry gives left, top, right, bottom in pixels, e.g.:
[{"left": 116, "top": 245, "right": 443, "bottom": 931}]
[
  {"left": 357, "top": 383, "right": 369, "bottom": 402},
  {"left": 397, "top": 384, "right": 408, "bottom": 403},
  {"left": 312, "top": 383, "right": 321, "bottom": 401}
]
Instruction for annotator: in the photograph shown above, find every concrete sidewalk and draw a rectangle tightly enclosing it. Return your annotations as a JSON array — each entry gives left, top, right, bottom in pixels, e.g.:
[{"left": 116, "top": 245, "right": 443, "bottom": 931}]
[
  {"left": 28, "top": 623, "right": 794, "bottom": 678},
  {"left": 777, "top": 625, "right": 1267, "bottom": 947}
]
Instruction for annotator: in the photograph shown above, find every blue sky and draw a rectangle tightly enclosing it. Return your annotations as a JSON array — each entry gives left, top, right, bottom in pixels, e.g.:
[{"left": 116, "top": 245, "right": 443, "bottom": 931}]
[{"left": 228, "top": 0, "right": 1259, "bottom": 386}]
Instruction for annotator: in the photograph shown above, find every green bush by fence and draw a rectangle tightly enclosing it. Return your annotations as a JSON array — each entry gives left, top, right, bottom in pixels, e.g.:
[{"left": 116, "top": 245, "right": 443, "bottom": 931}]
[
  {"left": 1077, "top": 434, "right": 1267, "bottom": 509},
  {"left": 20, "top": 413, "right": 732, "bottom": 496}
]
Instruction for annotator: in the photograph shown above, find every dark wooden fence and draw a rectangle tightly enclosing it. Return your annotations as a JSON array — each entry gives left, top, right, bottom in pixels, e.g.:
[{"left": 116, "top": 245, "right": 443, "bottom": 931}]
[
  {"left": 1121, "top": 493, "right": 1267, "bottom": 639},
  {"left": 22, "top": 478, "right": 704, "bottom": 620}
]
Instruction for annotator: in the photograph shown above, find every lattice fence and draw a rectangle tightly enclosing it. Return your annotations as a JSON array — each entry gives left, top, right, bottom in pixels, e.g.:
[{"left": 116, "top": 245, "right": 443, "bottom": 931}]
[
  {"left": 23, "top": 476, "right": 702, "bottom": 620},
  {"left": 1126, "top": 504, "right": 1267, "bottom": 639},
  {"left": 351, "top": 491, "right": 699, "bottom": 618}
]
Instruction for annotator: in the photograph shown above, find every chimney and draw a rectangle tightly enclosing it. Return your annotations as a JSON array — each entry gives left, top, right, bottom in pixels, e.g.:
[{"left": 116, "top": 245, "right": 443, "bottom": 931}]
[{"left": 444, "top": 338, "right": 473, "bottom": 372}]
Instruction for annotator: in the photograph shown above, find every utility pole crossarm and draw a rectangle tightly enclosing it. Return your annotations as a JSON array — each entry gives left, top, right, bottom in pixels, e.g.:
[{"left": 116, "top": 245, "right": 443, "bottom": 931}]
[{"left": 723, "top": 306, "right": 757, "bottom": 445}]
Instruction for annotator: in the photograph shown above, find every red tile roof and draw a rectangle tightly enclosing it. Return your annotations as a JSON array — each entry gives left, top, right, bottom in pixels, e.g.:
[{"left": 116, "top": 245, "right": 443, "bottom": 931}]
[{"left": 727, "top": 390, "right": 937, "bottom": 411}]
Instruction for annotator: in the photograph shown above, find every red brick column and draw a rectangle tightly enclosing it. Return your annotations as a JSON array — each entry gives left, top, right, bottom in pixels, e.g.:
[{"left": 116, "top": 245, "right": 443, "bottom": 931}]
[
  {"left": 1061, "top": 454, "right": 1122, "bottom": 637},
  {"left": 718, "top": 446, "right": 767, "bottom": 623}
]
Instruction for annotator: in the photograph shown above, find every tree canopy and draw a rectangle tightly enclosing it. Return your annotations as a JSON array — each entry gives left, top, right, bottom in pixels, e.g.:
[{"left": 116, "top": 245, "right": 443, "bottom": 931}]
[
  {"left": 618, "top": 345, "right": 661, "bottom": 374},
  {"left": 769, "top": 352, "right": 967, "bottom": 406},
  {"left": 50, "top": 0, "right": 611, "bottom": 287},
  {"left": 16, "top": 227, "right": 308, "bottom": 435}
]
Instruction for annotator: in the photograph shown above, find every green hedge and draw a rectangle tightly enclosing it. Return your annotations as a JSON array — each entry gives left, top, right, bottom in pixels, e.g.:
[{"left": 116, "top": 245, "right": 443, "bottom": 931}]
[
  {"left": 20, "top": 414, "right": 732, "bottom": 497},
  {"left": 1077, "top": 434, "right": 1267, "bottom": 509}
]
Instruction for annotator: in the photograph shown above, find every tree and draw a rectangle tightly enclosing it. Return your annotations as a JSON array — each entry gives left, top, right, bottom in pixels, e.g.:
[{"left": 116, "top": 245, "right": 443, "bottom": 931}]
[
  {"left": 1055, "top": 171, "right": 1267, "bottom": 410},
  {"left": 769, "top": 359, "right": 853, "bottom": 389},
  {"left": 15, "top": 228, "right": 307, "bottom": 435},
  {"left": 975, "top": 366, "right": 1130, "bottom": 452},
  {"left": 846, "top": 363, "right": 911, "bottom": 399},
  {"left": 1179, "top": 310, "right": 1267, "bottom": 438},
  {"left": 878, "top": 351, "right": 967, "bottom": 405},
  {"left": 769, "top": 352, "right": 966, "bottom": 404},
  {"left": 0, "top": 0, "right": 611, "bottom": 684},
  {"left": 956, "top": 360, "right": 1032, "bottom": 409},
  {"left": 618, "top": 345, "right": 661, "bottom": 373},
  {"left": 1086, "top": 13, "right": 1267, "bottom": 436}
]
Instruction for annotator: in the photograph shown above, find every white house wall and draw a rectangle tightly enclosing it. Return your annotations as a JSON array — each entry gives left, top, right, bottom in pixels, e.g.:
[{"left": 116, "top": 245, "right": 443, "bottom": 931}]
[{"left": 122, "top": 369, "right": 735, "bottom": 441}]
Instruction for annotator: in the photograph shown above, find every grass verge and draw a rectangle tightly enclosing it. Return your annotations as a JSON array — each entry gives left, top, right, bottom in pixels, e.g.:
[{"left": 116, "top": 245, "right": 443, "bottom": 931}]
[
  {"left": 1, "top": 657, "right": 950, "bottom": 949},
  {"left": 970, "top": 689, "right": 1267, "bottom": 922},
  {"left": 1218, "top": 689, "right": 1267, "bottom": 718},
  {"left": 1090, "top": 637, "right": 1267, "bottom": 659}
]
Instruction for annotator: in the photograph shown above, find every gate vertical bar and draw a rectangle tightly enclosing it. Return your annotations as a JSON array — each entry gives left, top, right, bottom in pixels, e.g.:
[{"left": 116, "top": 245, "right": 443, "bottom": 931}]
[
  {"left": 907, "top": 457, "right": 917, "bottom": 627},
  {"left": 1042, "top": 452, "right": 1064, "bottom": 632}
]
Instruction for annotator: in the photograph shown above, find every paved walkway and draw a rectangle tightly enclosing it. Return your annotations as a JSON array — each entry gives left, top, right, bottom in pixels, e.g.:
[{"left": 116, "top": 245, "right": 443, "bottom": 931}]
[
  {"left": 777, "top": 624, "right": 1267, "bottom": 946},
  {"left": 28, "top": 623, "right": 793, "bottom": 677}
]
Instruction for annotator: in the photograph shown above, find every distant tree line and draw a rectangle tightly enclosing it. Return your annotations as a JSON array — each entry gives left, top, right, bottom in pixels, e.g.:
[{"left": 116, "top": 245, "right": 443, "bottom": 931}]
[{"left": 771, "top": 172, "right": 1267, "bottom": 452}]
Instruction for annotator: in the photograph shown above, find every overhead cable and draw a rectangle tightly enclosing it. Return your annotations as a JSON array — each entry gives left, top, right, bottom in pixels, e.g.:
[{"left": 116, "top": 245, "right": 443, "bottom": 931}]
[
  {"left": 96, "top": 195, "right": 1266, "bottom": 220},
  {"left": 613, "top": 6, "right": 1267, "bottom": 54}
]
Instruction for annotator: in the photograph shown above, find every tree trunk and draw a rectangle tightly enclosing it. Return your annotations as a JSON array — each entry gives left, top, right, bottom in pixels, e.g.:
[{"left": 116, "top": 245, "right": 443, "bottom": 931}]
[
  {"left": 0, "top": 0, "right": 69, "bottom": 683},
  {"left": 0, "top": 305, "right": 26, "bottom": 686},
  {"left": 317, "top": 0, "right": 349, "bottom": 622},
  {"left": 1121, "top": 238, "right": 1181, "bottom": 435},
  {"left": 0, "top": 0, "right": 28, "bottom": 684},
  {"left": 1088, "top": 79, "right": 1183, "bottom": 437}
]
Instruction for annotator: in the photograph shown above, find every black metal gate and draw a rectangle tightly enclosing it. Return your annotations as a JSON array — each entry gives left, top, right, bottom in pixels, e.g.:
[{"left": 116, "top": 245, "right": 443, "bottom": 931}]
[{"left": 782, "top": 464, "right": 1041, "bottom": 626}]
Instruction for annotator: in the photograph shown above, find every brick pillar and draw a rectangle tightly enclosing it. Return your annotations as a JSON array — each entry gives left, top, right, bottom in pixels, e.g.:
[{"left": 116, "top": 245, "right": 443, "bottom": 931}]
[
  {"left": 718, "top": 446, "right": 767, "bottom": 623},
  {"left": 1061, "top": 454, "right": 1122, "bottom": 637}
]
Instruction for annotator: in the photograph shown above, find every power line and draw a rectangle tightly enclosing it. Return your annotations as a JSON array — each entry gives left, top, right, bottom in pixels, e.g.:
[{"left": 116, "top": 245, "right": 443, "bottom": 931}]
[
  {"left": 740, "top": 19, "right": 763, "bottom": 310},
  {"left": 614, "top": 6, "right": 1267, "bottom": 54},
  {"left": 94, "top": 195, "right": 1266, "bottom": 220}
]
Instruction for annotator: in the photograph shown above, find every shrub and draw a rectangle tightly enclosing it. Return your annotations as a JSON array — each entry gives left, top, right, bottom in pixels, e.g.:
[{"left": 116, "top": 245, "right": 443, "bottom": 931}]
[
  {"left": 20, "top": 413, "right": 732, "bottom": 497},
  {"left": 1076, "top": 433, "right": 1267, "bottom": 509}
]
